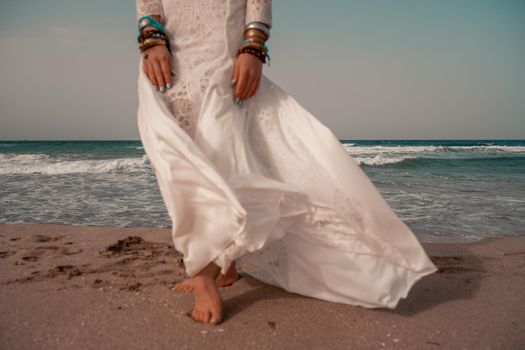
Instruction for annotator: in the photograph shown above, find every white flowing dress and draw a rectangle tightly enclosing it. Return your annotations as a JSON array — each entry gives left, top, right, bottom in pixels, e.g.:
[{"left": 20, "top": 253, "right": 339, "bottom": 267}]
[{"left": 136, "top": 0, "right": 438, "bottom": 309}]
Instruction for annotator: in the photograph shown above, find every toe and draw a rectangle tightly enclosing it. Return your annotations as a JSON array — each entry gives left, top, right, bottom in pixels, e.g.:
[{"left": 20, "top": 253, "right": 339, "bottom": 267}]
[
  {"left": 197, "top": 310, "right": 205, "bottom": 323},
  {"left": 210, "top": 310, "right": 222, "bottom": 325},
  {"left": 202, "top": 311, "right": 211, "bottom": 324},
  {"left": 199, "top": 311, "right": 207, "bottom": 323},
  {"left": 191, "top": 309, "right": 199, "bottom": 322}
]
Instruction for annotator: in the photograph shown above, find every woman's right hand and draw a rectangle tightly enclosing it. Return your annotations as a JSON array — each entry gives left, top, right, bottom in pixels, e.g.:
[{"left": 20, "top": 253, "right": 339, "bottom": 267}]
[{"left": 142, "top": 44, "right": 173, "bottom": 93}]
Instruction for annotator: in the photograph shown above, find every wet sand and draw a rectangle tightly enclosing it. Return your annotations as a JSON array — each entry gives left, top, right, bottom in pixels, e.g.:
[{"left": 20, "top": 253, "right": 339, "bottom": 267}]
[{"left": 0, "top": 223, "right": 524, "bottom": 349}]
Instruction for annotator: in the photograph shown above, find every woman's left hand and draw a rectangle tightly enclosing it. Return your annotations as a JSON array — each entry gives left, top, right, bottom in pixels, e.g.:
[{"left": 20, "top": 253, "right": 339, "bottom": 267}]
[{"left": 231, "top": 53, "right": 263, "bottom": 103}]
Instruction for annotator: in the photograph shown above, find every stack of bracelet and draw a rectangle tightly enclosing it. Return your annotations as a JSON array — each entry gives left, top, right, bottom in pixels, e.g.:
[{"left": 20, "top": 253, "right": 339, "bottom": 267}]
[
  {"left": 237, "top": 21, "right": 271, "bottom": 66},
  {"left": 137, "top": 15, "right": 171, "bottom": 55}
]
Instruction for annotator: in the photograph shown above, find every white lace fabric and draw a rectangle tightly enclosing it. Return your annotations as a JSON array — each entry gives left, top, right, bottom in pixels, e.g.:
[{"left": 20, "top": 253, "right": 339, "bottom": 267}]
[
  {"left": 136, "top": 0, "right": 164, "bottom": 20},
  {"left": 245, "top": 0, "right": 272, "bottom": 28},
  {"left": 136, "top": 0, "right": 271, "bottom": 141}
]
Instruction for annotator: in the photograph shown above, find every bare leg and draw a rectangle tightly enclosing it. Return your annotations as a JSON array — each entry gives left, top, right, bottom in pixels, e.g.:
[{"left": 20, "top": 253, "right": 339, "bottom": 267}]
[
  {"left": 190, "top": 261, "right": 223, "bottom": 325},
  {"left": 174, "top": 260, "right": 240, "bottom": 293}
]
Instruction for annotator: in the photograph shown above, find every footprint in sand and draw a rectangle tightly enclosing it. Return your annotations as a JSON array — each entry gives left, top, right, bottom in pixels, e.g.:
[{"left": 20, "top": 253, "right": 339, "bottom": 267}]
[
  {"left": 46, "top": 264, "right": 84, "bottom": 279},
  {"left": 5, "top": 236, "right": 186, "bottom": 291},
  {"left": 3, "top": 263, "right": 87, "bottom": 285},
  {"left": 0, "top": 251, "right": 17, "bottom": 258},
  {"left": 91, "top": 278, "right": 111, "bottom": 288},
  {"left": 21, "top": 256, "right": 39, "bottom": 262},
  {"left": 119, "top": 282, "right": 142, "bottom": 291},
  {"left": 99, "top": 236, "right": 181, "bottom": 265},
  {"left": 60, "top": 246, "right": 84, "bottom": 255},
  {"left": 18, "top": 244, "right": 83, "bottom": 263},
  {"left": 22, "top": 246, "right": 60, "bottom": 260},
  {"left": 95, "top": 236, "right": 186, "bottom": 289},
  {"left": 31, "top": 234, "right": 64, "bottom": 243},
  {"left": 99, "top": 236, "right": 178, "bottom": 259}
]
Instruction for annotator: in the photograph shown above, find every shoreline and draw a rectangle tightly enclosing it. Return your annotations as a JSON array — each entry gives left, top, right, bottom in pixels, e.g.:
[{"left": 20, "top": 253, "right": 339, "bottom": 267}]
[
  {"left": 1, "top": 223, "right": 524, "bottom": 349},
  {"left": 6, "top": 221, "right": 518, "bottom": 244}
]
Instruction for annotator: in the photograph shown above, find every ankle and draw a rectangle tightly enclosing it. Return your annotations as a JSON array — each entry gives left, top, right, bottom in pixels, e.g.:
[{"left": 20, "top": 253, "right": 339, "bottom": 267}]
[{"left": 195, "top": 261, "right": 221, "bottom": 279}]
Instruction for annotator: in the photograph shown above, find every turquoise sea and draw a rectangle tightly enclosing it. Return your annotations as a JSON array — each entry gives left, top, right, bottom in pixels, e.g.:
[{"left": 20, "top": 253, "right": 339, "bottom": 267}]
[{"left": 1, "top": 139, "right": 524, "bottom": 243}]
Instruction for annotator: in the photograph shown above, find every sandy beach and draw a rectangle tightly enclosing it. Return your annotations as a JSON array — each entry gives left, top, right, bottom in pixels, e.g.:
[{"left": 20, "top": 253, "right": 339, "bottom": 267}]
[{"left": 0, "top": 223, "right": 523, "bottom": 349}]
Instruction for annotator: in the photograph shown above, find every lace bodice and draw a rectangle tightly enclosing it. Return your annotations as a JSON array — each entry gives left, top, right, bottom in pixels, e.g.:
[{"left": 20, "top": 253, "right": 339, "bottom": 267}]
[
  {"left": 135, "top": 0, "right": 272, "bottom": 140},
  {"left": 135, "top": 0, "right": 272, "bottom": 28}
]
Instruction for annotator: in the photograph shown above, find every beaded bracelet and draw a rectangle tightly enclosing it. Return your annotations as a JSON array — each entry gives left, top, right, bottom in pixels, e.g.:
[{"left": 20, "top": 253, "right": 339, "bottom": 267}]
[
  {"left": 137, "top": 28, "right": 172, "bottom": 55},
  {"left": 237, "top": 47, "right": 267, "bottom": 64},
  {"left": 237, "top": 39, "right": 271, "bottom": 66},
  {"left": 140, "top": 40, "right": 167, "bottom": 53},
  {"left": 137, "top": 28, "right": 169, "bottom": 44},
  {"left": 139, "top": 40, "right": 172, "bottom": 54}
]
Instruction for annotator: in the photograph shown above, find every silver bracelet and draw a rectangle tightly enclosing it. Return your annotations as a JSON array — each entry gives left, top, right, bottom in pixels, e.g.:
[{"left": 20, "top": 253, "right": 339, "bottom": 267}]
[{"left": 245, "top": 21, "right": 270, "bottom": 40}]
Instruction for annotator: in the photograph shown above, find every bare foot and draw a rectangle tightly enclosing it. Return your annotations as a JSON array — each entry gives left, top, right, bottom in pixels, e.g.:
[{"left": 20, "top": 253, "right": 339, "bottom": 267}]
[
  {"left": 174, "top": 278, "right": 194, "bottom": 293},
  {"left": 191, "top": 262, "right": 223, "bottom": 325},
  {"left": 174, "top": 261, "right": 240, "bottom": 293},
  {"left": 216, "top": 261, "right": 240, "bottom": 287}
]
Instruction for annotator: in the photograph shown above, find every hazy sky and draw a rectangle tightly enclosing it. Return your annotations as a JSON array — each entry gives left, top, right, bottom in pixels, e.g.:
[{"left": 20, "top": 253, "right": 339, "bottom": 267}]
[{"left": 0, "top": 0, "right": 524, "bottom": 140}]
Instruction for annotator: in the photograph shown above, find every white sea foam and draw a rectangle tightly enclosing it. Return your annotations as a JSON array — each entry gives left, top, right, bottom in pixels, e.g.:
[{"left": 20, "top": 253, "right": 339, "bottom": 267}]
[
  {"left": 342, "top": 144, "right": 525, "bottom": 155},
  {"left": 447, "top": 145, "right": 525, "bottom": 153},
  {"left": 353, "top": 155, "right": 417, "bottom": 166},
  {"left": 0, "top": 153, "right": 150, "bottom": 175},
  {"left": 342, "top": 145, "right": 445, "bottom": 155},
  {"left": 1, "top": 143, "right": 523, "bottom": 173},
  {"left": 341, "top": 144, "right": 525, "bottom": 166}
]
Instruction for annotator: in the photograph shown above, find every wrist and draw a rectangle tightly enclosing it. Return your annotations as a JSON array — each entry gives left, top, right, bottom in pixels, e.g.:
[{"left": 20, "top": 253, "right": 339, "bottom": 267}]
[
  {"left": 237, "top": 26, "right": 270, "bottom": 66},
  {"left": 137, "top": 15, "right": 171, "bottom": 55}
]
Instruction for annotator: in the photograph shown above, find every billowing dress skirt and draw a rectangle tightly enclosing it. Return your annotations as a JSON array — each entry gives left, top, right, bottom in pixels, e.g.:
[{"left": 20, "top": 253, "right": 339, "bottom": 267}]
[{"left": 136, "top": 0, "right": 438, "bottom": 309}]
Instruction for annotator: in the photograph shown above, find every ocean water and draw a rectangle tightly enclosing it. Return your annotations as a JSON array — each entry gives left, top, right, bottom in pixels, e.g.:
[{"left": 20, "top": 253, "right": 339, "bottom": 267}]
[{"left": 1, "top": 139, "right": 524, "bottom": 243}]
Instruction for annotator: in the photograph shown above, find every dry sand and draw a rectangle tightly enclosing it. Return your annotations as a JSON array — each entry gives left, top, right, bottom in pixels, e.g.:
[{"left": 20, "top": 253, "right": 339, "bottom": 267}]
[{"left": 0, "top": 223, "right": 524, "bottom": 350}]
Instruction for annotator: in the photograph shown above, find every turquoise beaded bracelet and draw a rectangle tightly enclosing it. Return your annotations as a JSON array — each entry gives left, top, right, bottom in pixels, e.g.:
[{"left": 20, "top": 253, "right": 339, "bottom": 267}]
[{"left": 241, "top": 39, "right": 271, "bottom": 66}]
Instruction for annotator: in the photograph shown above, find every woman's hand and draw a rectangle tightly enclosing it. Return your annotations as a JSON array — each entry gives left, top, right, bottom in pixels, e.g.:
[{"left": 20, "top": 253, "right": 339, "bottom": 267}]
[
  {"left": 142, "top": 43, "right": 173, "bottom": 92},
  {"left": 232, "top": 53, "right": 263, "bottom": 103}
]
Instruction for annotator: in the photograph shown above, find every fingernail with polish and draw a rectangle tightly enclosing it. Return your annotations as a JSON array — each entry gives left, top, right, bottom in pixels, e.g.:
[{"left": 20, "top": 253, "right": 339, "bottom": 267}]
[
  {"left": 166, "top": 83, "right": 171, "bottom": 90},
  {"left": 231, "top": 79, "right": 236, "bottom": 86},
  {"left": 159, "top": 86, "right": 165, "bottom": 93}
]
